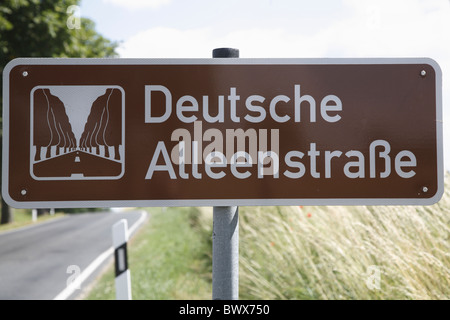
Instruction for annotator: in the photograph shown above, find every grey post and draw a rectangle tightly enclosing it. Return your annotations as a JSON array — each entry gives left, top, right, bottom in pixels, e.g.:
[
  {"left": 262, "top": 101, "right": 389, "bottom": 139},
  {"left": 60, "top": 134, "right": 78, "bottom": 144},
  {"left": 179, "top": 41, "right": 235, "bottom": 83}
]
[{"left": 212, "top": 48, "right": 239, "bottom": 300}]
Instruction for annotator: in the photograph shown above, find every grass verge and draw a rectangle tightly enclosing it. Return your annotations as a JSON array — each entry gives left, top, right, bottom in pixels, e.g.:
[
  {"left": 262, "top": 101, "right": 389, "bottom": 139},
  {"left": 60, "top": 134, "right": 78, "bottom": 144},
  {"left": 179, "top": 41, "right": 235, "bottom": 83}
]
[
  {"left": 85, "top": 206, "right": 212, "bottom": 300},
  {"left": 0, "top": 209, "right": 64, "bottom": 233}
]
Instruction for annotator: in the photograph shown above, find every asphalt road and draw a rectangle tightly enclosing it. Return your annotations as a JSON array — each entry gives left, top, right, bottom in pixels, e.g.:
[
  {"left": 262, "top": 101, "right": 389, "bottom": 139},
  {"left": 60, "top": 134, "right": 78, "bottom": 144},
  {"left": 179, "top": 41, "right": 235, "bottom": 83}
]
[
  {"left": 33, "top": 150, "right": 122, "bottom": 178},
  {"left": 0, "top": 210, "right": 146, "bottom": 300}
]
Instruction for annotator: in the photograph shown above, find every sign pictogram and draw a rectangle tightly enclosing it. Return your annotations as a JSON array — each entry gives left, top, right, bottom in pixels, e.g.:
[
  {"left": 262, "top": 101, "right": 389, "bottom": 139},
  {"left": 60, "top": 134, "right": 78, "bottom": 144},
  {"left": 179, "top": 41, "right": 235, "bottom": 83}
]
[{"left": 30, "top": 86, "right": 125, "bottom": 180}]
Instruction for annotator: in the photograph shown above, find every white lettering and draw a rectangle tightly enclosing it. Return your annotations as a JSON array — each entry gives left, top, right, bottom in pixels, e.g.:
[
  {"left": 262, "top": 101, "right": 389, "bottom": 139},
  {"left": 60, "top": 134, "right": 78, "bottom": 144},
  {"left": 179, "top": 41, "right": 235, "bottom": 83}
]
[
  {"left": 203, "top": 95, "right": 225, "bottom": 123},
  {"left": 205, "top": 152, "right": 227, "bottom": 179},
  {"left": 146, "top": 84, "right": 343, "bottom": 124},
  {"left": 325, "top": 150, "right": 342, "bottom": 178},
  {"left": 230, "top": 151, "right": 252, "bottom": 179},
  {"left": 145, "top": 142, "right": 176, "bottom": 179},
  {"left": 245, "top": 95, "right": 266, "bottom": 123},
  {"left": 294, "top": 84, "right": 316, "bottom": 122},
  {"left": 395, "top": 150, "right": 416, "bottom": 178},
  {"left": 321, "top": 95, "right": 342, "bottom": 123},
  {"left": 258, "top": 151, "right": 280, "bottom": 178},
  {"left": 370, "top": 140, "right": 391, "bottom": 178},
  {"left": 228, "top": 87, "right": 240, "bottom": 122},
  {"left": 344, "top": 150, "right": 365, "bottom": 178},
  {"left": 284, "top": 151, "right": 306, "bottom": 179},
  {"left": 176, "top": 95, "right": 198, "bottom": 123},
  {"left": 308, "top": 143, "right": 320, "bottom": 178},
  {"left": 270, "top": 95, "right": 290, "bottom": 123},
  {"left": 145, "top": 85, "right": 172, "bottom": 123}
]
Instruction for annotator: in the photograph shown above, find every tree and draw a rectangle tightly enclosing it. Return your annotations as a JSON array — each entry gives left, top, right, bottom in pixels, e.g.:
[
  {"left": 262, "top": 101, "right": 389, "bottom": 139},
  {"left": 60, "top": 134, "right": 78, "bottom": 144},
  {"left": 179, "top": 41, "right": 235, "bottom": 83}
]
[{"left": 0, "top": 0, "right": 118, "bottom": 224}]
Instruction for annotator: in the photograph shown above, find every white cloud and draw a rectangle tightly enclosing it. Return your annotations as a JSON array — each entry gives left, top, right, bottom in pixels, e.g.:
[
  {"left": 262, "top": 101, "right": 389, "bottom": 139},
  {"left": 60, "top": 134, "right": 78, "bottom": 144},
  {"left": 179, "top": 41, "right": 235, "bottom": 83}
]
[
  {"left": 117, "top": 27, "right": 214, "bottom": 58},
  {"left": 101, "top": 0, "right": 171, "bottom": 10},
  {"left": 118, "top": 1, "right": 450, "bottom": 59},
  {"left": 335, "top": 0, "right": 450, "bottom": 57},
  {"left": 117, "top": 27, "right": 330, "bottom": 58},
  {"left": 339, "top": 0, "right": 450, "bottom": 171},
  {"left": 118, "top": 0, "right": 450, "bottom": 170}
]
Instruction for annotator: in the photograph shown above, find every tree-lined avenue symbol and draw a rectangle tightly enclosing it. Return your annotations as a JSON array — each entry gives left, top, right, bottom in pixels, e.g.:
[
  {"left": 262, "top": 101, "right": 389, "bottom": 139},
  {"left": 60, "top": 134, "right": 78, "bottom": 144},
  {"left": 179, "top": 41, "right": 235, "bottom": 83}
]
[{"left": 30, "top": 86, "right": 125, "bottom": 180}]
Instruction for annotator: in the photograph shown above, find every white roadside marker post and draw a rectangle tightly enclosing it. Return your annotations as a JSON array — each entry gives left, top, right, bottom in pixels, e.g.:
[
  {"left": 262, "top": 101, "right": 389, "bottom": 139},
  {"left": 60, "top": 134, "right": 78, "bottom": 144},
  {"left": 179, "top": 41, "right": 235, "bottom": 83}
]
[{"left": 112, "top": 219, "right": 132, "bottom": 300}]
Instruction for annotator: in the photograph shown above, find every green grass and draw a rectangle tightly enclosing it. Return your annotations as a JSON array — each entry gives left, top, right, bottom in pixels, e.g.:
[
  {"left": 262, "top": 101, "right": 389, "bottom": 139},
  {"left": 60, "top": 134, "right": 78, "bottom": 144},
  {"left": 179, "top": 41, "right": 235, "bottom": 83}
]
[
  {"left": 85, "top": 206, "right": 212, "bottom": 300},
  {"left": 0, "top": 209, "right": 64, "bottom": 233}
]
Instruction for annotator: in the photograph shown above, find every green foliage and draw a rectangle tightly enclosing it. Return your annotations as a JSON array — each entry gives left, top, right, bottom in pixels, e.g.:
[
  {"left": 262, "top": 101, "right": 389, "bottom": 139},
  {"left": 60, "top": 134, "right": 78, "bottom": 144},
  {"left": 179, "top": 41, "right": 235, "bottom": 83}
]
[
  {"left": 0, "top": 0, "right": 118, "bottom": 219},
  {"left": 0, "top": 0, "right": 118, "bottom": 119},
  {"left": 0, "top": 209, "right": 64, "bottom": 233},
  {"left": 61, "top": 208, "right": 106, "bottom": 214},
  {"left": 0, "top": 0, "right": 117, "bottom": 66}
]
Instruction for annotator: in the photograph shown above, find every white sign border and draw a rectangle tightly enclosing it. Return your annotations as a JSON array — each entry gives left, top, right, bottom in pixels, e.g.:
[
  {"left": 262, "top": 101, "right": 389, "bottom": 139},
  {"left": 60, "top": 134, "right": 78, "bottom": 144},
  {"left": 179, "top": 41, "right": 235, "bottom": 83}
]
[{"left": 2, "top": 57, "right": 444, "bottom": 208}]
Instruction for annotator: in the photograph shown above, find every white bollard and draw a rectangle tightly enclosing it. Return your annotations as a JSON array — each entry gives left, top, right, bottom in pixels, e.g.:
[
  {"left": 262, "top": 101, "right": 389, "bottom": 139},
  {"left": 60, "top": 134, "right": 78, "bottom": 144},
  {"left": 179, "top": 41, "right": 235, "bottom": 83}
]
[
  {"left": 32, "top": 209, "right": 37, "bottom": 222},
  {"left": 112, "top": 219, "right": 132, "bottom": 300}
]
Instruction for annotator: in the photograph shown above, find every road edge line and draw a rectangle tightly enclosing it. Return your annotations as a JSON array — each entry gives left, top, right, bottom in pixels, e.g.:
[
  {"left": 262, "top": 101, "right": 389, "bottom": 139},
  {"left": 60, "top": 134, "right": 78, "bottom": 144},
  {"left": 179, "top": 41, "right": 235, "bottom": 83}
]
[
  {"left": 129, "top": 210, "right": 148, "bottom": 237},
  {"left": 53, "top": 210, "right": 148, "bottom": 300},
  {"left": 54, "top": 247, "right": 114, "bottom": 300}
]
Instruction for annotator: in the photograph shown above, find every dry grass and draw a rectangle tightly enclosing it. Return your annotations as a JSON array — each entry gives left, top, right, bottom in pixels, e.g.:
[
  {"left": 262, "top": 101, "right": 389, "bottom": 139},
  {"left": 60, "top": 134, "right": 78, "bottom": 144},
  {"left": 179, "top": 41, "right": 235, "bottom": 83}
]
[
  {"left": 199, "top": 174, "right": 450, "bottom": 300},
  {"left": 235, "top": 175, "right": 450, "bottom": 299}
]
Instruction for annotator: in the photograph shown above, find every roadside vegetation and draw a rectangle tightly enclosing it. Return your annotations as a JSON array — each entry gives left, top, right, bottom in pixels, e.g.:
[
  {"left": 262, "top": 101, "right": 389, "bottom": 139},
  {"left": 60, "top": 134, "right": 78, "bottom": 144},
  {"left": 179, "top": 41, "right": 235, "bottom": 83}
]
[
  {"left": 237, "top": 174, "right": 450, "bottom": 299},
  {"left": 236, "top": 194, "right": 450, "bottom": 299},
  {"left": 86, "top": 174, "right": 450, "bottom": 300},
  {"left": 0, "top": 209, "right": 64, "bottom": 233},
  {"left": 86, "top": 207, "right": 212, "bottom": 300},
  {"left": 0, "top": 208, "right": 106, "bottom": 233}
]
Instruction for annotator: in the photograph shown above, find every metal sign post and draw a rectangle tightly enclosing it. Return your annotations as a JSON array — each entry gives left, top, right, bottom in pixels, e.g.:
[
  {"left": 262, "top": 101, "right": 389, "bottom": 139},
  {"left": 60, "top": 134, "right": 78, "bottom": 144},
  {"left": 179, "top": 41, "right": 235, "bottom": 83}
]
[
  {"left": 212, "top": 48, "right": 240, "bottom": 300},
  {"left": 212, "top": 205, "right": 239, "bottom": 300}
]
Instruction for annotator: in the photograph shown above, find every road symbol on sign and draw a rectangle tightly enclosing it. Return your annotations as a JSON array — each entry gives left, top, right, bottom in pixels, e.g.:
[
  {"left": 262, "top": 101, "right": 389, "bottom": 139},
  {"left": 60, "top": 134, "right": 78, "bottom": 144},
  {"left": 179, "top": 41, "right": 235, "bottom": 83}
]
[{"left": 30, "top": 86, "right": 125, "bottom": 180}]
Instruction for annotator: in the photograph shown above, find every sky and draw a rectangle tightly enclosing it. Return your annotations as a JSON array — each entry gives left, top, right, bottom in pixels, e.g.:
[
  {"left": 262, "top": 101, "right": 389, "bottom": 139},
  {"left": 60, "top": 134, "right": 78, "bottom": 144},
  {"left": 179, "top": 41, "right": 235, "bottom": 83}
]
[{"left": 80, "top": 0, "right": 450, "bottom": 171}]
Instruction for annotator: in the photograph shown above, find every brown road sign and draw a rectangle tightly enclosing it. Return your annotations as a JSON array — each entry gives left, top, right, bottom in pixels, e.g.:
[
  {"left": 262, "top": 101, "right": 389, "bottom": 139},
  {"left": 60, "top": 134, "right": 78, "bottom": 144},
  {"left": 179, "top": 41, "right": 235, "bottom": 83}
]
[{"left": 2, "top": 58, "right": 443, "bottom": 208}]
